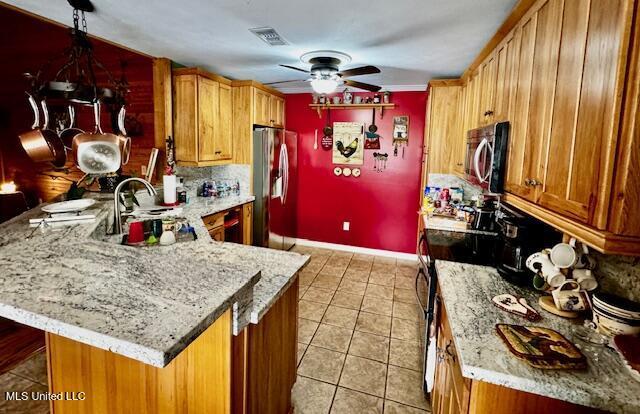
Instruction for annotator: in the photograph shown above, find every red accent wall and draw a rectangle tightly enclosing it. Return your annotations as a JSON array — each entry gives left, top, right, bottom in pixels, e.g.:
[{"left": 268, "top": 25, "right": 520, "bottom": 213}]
[
  {"left": 0, "top": 5, "right": 154, "bottom": 205},
  {"left": 285, "top": 91, "right": 428, "bottom": 253}
]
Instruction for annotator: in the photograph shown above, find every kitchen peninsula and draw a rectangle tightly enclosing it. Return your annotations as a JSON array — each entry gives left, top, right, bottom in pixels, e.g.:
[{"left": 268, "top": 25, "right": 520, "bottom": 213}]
[{"left": 0, "top": 194, "right": 309, "bottom": 413}]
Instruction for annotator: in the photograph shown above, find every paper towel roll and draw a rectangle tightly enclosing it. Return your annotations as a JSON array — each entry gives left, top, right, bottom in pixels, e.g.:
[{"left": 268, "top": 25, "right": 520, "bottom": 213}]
[{"left": 163, "top": 175, "right": 177, "bottom": 204}]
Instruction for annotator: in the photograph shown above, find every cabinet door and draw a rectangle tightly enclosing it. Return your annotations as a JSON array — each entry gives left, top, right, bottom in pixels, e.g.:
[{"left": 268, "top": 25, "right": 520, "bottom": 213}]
[
  {"left": 214, "top": 82, "right": 233, "bottom": 160},
  {"left": 269, "top": 95, "right": 285, "bottom": 128},
  {"left": 242, "top": 203, "right": 253, "bottom": 245},
  {"left": 505, "top": 16, "right": 536, "bottom": 200},
  {"left": 198, "top": 77, "right": 220, "bottom": 162},
  {"left": 209, "top": 226, "right": 224, "bottom": 242},
  {"left": 253, "top": 89, "right": 271, "bottom": 126},
  {"left": 505, "top": 0, "right": 563, "bottom": 201},
  {"left": 426, "top": 86, "right": 462, "bottom": 174},
  {"left": 479, "top": 54, "right": 497, "bottom": 125},
  {"left": 172, "top": 75, "right": 198, "bottom": 163},
  {"left": 538, "top": 0, "right": 629, "bottom": 225}
]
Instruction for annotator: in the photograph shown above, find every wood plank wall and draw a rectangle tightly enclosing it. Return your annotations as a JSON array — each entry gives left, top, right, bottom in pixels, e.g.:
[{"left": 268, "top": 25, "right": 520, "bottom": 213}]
[{"left": 0, "top": 5, "right": 155, "bottom": 206}]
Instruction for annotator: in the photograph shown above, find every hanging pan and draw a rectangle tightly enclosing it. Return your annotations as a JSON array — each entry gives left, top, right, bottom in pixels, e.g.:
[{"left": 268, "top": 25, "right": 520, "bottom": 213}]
[
  {"left": 18, "top": 94, "right": 67, "bottom": 168},
  {"left": 71, "top": 101, "right": 121, "bottom": 174}
]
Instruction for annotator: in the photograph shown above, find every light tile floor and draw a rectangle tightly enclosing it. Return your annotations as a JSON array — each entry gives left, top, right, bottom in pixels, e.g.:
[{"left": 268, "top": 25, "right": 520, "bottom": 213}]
[
  {"left": 292, "top": 246, "right": 431, "bottom": 414},
  {"left": 0, "top": 246, "right": 431, "bottom": 414}
]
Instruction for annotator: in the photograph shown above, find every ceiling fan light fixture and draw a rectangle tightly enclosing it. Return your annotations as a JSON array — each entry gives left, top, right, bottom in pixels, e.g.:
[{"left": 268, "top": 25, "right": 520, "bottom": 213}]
[{"left": 311, "top": 78, "right": 339, "bottom": 95}]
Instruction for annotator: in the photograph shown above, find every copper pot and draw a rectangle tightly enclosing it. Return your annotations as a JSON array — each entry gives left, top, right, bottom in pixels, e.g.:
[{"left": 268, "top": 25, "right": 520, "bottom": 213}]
[{"left": 18, "top": 95, "right": 66, "bottom": 168}]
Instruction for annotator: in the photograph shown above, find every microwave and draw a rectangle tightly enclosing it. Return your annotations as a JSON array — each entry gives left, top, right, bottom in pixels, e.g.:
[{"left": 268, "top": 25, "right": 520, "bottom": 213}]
[{"left": 464, "top": 121, "right": 510, "bottom": 193}]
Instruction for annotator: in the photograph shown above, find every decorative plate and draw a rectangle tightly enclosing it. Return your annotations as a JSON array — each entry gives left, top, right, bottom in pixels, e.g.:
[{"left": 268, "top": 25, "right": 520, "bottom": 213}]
[
  {"left": 343, "top": 167, "right": 352, "bottom": 177},
  {"left": 333, "top": 167, "right": 342, "bottom": 176},
  {"left": 352, "top": 168, "right": 361, "bottom": 177}
]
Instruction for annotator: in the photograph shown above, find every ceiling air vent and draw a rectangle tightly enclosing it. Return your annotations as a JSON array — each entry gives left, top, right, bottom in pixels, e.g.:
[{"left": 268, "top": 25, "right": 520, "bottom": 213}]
[{"left": 250, "top": 27, "right": 288, "bottom": 46}]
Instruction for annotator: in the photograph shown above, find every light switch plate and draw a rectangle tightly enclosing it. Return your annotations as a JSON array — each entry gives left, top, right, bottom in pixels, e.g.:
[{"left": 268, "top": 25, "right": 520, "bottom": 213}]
[{"left": 343, "top": 222, "right": 350, "bottom": 231}]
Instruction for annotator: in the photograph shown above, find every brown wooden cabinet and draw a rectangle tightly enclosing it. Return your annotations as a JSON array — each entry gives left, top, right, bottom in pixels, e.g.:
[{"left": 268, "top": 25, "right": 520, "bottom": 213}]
[
  {"left": 172, "top": 68, "right": 233, "bottom": 166},
  {"left": 424, "top": 80, "right": 463, "bottom": 175},
  {"left": 423, "top": 0, "right": 640, "bottom": 255},
  {"left": 232, "top": 277, "right": 298, "bottom": 414},
  {"left": 203, "top": 202, "right": 253, "bottom": 245},
  {"left": 231, "top": 80, "right": 286, "bottom": 170}
]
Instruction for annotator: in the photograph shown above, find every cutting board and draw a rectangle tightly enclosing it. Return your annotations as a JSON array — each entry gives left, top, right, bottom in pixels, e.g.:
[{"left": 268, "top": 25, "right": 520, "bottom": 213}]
[{"left": 496, "top": 324, "right": 587, "bottom": 369}]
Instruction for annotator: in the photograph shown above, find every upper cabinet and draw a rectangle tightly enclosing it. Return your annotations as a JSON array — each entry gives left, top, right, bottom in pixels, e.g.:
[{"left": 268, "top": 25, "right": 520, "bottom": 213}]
[
  {"left": 424, "top": 80, "right": 463, "bottom": 175},
  {"left": 252, "top": 86, "right": 285, "bottom": 128},
  {"left": 231, "top": 80, "right": 286, "bottom": 166},
  {"left": 172, "top": 68, "right": 233, "bottom": 166},
  {"left": 424, "top": 0, "right": 640, "bottom": 254}
]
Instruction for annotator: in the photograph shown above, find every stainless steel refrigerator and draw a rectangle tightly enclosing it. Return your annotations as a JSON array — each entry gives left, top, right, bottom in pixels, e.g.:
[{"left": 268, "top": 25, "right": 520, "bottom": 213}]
[{"left": 252, "top": 127, "right": 297, "bottom": 251}]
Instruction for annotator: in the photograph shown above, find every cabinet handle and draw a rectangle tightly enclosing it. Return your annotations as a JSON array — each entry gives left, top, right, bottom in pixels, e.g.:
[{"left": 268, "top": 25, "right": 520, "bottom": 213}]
[
  {"left": 456, "top": 163, "right": 463, "bottom": 166},
  {"left": 524, "top": 178, "right": 532, "bottom": 186},
  {"left": 484, "top": 110, "right": 494, "bottom": 117},
  {"left": 215, "top": 151, "right": 222, "bottom": 154},
  {"left": 530, "top": 179, "right": 542, "bottom": 187},
  {"left": 444, "top": 341, "right": 456, "bottom": 363}
]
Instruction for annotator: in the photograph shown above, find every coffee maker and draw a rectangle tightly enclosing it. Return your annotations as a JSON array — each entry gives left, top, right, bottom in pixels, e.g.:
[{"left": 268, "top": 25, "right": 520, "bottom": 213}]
[{"left": 494, "top": 203, "right": 559, "bottom": 285}]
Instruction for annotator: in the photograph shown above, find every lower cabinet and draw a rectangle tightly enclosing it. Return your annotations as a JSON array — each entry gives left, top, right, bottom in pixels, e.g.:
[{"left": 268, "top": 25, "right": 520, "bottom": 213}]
[
  {"left": 203, "top": 202, "right": 253, "bottom": 245},
  {"left": 232, "top": 277, "right": 299, "bottom": 414},
  {"left": 432, "top": 289, "right": 607, "bottom": 414}
]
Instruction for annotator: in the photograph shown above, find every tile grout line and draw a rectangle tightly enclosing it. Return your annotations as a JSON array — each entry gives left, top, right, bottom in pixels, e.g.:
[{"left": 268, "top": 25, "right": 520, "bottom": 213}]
[{"left": 327, "top": 255, "right": 356, "bottom": 414}]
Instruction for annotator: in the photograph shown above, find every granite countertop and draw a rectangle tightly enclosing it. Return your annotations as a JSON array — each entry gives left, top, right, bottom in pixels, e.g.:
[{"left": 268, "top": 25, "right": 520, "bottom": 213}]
[
  {"left": 422, "top": 214, "right": 498, "bottom": 236},
  {"left": 0, "top": 193, "right": 309, "bottom": 368},
  {"left": 435, "top": 260, "right": 640, "bottom": 413}
]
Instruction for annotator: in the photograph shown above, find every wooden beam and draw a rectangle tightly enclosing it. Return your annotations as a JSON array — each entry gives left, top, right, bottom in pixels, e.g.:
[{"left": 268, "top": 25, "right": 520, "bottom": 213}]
[{"left": 152, "top": 57, "right": 172, "bottom": 181}]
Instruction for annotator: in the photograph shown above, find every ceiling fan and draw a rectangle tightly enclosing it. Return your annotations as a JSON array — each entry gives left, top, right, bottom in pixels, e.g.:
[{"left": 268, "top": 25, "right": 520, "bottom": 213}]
[{"left": 265, "top": 51, "right": 382, "bottom": 94}]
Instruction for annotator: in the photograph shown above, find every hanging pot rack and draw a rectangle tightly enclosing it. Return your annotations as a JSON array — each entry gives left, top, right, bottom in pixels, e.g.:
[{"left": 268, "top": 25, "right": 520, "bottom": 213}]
[{"left": 25, "top": 0, "right": 128, "bottom": 106}]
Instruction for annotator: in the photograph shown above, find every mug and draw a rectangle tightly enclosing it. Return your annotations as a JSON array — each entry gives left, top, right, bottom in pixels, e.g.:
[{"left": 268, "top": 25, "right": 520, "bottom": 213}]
[
  {"left": 332, "top": 96, "right": 341, "bottom": 104},
  {"left": 570, "top": 238, "right": 595, "bottom": 269},
  {"left": 354, "top": 96, "right": 363, "bottom": 104},
  {"left": 573, "top": 269, "right": 598, "bottom": 291},
  {"left": 550, "top": 242, "right": 577, "bottom": 269},
  {"left": 552, "top": 280, "right": 590, "bottom": 311},
  {"left": 526, "top": 251, "right": 566, "bottom": 288}
]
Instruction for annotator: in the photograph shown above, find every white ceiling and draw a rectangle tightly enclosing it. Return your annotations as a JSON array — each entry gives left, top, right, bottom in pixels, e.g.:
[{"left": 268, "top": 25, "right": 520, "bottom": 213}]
[{"left": 5, "top": 0, "right": 517, "bottom": 92}]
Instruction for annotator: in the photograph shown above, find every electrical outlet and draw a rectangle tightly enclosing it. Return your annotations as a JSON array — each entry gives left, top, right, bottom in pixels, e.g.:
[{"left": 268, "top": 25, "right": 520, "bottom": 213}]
[
  {"left": 141, "top": 165, "right": 147, "bottom": 176},
  {"left": 343, "top": 222, "right": 350, "bottom": 231}
]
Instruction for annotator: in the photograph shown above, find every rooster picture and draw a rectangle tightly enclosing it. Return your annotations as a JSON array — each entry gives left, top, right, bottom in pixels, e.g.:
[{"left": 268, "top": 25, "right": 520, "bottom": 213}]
[{"left": 335, "top": 137, "right": 359, "bottom": 158}]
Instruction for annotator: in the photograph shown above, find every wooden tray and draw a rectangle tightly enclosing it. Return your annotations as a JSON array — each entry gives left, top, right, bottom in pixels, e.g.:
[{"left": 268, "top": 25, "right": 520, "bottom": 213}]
[{"left": 496, "top": 324, "right": 587, "bottom": 370}]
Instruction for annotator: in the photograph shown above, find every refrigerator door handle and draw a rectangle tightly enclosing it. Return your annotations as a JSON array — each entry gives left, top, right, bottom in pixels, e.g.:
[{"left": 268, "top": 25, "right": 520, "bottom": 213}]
[{"left": 281, "top": 143, "right": 289, "bottom": 204}]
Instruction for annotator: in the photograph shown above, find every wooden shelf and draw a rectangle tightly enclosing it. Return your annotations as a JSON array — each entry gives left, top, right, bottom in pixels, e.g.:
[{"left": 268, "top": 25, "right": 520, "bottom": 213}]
[{"left": 309, "top": 103, "right": 395, "bottom": 118}]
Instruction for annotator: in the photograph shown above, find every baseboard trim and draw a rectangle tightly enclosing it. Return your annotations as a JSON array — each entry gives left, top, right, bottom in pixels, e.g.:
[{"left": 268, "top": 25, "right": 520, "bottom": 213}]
[{"left": 295, "top": 239, "right": 417, "bottom": 261}]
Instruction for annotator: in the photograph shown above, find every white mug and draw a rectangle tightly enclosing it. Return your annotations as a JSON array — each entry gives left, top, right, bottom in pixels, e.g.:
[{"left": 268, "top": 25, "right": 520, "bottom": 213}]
[
  {"left": 552, "top": 280, "right": 589, "bottom": 312},
  {"left": 526, "top": 251, "right": 566, "bottom": 288},
  {"left": 573, "top": 269, "right": 598, "bottom": 291},
  {"left": 550, "top": 242, "right": 577, "bottom": 269},
  {"left": 570, "top": 238, "right": 595, "bottom": 269}
]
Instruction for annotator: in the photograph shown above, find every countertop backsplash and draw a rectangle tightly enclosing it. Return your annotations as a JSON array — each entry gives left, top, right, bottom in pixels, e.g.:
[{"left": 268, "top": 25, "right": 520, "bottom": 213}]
[
  {"left": 176, "top": 165, "right": 251, "bottom": 197},
  {"left": 592, "top": 251, "right": 640, "bottom": 302},
  {"left": 427, "top": 173, "right": 482, "bottom": 201}
]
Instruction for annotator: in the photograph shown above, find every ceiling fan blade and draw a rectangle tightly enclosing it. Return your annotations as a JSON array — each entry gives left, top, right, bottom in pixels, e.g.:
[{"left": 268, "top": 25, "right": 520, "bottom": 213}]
[
  {"left": 338, "top": 65, "right": 381, "bottom": 78},
  {"left": 343, "top": 79, "right": 381, "bottom": 92},
  {"left": 264, "top": 79, "right": 309, "bottom": 85},
  {"left": 279, "top": 64, "right": 310, "bottom": 74}
]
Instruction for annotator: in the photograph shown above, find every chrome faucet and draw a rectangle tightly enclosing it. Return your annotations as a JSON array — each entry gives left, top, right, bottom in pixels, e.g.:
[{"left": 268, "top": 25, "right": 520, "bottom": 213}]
[{"left": 113, "top": 177, "right": 158, "bottom": 235}]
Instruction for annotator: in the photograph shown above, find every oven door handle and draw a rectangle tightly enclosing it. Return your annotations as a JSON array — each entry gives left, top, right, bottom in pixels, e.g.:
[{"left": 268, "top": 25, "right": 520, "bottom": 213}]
[
  {"left": 415, "top": 266, "right": 429, "bottom": 318},
  {"left": 417, "top": 233, "right": 431, "bottom": 268}
]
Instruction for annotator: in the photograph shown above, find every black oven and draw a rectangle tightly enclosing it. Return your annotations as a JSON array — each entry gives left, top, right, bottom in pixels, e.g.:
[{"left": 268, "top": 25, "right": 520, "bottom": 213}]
[{"left": 416, "top": 227, "right": 499, "bottom": 396}]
